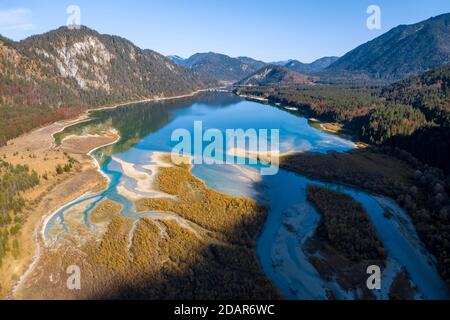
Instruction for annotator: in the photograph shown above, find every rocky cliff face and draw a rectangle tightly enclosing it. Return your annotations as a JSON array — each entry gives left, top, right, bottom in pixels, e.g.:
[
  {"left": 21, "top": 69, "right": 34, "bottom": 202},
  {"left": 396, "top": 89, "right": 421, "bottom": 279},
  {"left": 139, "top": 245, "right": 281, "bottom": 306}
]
[
  {"left": 14, "top": 26, "right": 201, "bottom": 100},
  {"left": 0, "top": 26, "right": 202, "bottom": 145}
]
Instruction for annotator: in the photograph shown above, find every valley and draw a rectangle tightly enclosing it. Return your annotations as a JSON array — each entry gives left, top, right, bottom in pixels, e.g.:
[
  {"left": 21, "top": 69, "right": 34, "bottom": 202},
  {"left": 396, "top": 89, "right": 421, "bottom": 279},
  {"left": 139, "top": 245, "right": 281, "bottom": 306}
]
[
  {"left": 0, "top": 8, "right": 449, "bottom": 302},
  {"left": 0, "top": 90, "right": 447, "bottom": 300}
]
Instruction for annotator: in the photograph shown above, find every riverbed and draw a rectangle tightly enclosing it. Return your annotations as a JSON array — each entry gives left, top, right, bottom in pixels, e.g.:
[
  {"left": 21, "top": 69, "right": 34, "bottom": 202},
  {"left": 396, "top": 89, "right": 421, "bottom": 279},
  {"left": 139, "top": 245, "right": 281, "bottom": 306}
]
[{"left": 46, "top": 92, "right": 449, "bottom": 300}]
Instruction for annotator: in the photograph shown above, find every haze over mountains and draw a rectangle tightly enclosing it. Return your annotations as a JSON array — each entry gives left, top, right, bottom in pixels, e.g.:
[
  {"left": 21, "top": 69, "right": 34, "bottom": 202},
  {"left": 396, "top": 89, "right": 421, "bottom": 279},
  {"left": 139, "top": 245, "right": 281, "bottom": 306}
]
[{"left": 168, "top": 54, "right": 338, "bottom": 83}]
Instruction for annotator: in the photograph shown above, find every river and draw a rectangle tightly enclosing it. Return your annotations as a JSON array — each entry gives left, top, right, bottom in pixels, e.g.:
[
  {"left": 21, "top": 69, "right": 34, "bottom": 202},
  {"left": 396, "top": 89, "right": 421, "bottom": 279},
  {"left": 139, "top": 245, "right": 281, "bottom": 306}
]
[{"left": 47, "top": 92, "right": 449, "bottom": 300}]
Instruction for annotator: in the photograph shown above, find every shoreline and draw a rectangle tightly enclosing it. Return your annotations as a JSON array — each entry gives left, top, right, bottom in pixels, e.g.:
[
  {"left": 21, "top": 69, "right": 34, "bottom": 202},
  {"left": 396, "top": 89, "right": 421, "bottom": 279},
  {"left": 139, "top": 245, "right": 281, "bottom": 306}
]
[
  {"left": 13, "top": 150, "right": 279, "bottom": 299},
  {"left": 235, "top": 91, "right": 368, "bottom": 149},
  {"left": 50, "top": 89, "right": 214, "bottom": 146},
  {"left": 23, "top": 88, "right": 211, "bottom": 242},
  {"left": 86, "top": 131, "right": 121, "bottom": 183},
  {"left": 41, "top": 132, "right": 122, "bottom": 241},
  {"left": 11, "top": 132, "right": 123, "bottom": 298},
  {"left": 9, "top": 89, "right": 215, "bottom": 297}
]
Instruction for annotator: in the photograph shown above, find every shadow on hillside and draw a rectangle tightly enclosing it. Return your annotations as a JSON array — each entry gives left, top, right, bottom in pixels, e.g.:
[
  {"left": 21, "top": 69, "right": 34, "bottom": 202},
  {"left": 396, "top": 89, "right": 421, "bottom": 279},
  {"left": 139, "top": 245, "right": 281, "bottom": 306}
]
[{"left": 86, "top": 178, "right": 280, "bottom": 300}]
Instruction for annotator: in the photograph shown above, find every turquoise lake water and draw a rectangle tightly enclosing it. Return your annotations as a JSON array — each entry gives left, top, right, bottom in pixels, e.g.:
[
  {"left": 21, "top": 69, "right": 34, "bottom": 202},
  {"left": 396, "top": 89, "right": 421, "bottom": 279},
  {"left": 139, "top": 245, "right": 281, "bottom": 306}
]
[{"left": 47, "top": 92, "right": 449, "bottom": 300}]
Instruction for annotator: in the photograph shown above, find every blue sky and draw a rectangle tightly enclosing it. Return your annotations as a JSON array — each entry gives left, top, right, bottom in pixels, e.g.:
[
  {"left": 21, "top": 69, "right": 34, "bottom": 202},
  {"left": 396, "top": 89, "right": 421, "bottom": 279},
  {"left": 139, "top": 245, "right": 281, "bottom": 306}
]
[{"left": 0, "top": 0, "right": 449, "bottom": 62}]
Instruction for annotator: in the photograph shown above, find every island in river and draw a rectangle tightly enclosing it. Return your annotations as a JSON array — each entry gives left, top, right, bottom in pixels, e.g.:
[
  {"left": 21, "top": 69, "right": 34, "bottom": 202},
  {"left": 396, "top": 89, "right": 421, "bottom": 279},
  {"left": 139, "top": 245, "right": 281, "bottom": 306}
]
[{"left": 1, "top": 91, "right": 449, "bottom": 300}]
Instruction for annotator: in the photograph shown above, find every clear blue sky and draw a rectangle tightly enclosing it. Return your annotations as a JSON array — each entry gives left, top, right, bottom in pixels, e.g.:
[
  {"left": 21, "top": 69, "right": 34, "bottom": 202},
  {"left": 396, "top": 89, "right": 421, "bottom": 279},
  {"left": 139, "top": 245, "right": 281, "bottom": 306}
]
[{"left": 0, "top": 0, "right": 449, "bottom": 62}]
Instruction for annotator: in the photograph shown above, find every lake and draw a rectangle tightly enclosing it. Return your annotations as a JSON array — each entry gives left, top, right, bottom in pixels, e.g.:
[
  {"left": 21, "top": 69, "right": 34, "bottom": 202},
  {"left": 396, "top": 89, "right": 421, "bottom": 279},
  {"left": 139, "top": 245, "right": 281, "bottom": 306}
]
[{"left": 48, "top": 92, "right": 449, "bottom": 300}]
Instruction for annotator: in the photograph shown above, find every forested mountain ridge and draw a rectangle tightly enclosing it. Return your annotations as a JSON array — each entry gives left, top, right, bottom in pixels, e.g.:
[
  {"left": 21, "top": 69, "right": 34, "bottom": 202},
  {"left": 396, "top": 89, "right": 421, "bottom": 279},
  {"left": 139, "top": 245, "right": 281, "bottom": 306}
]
[
  {"left": 326, "top": 13, "right": 450, "bottom": 80},
  {"left": 235, "top": 65, "right": 313, "bottom": 86},
  {"left": 167, "top": 55, "right": 185, "bottom": 65},
  {"left": 285, "top": 56, "right": 339, "bottom": 74},
  {"left": 18, "top": 26, "right": 200, "bottom": 99},
  {"left": 178, "top": 52, "right": 266, "bottom": 84},
  {"left": 380, "top": 64, "right": 450, "bottom": 125},
  {"left": 371, "top": 64, "right": 450, "bottom": 172},
  {"left": 171, "top": 52, "right": 340, "bottom": 83},
  {"left": 0, "top": 26, "right": 201, "bottom": 146}
]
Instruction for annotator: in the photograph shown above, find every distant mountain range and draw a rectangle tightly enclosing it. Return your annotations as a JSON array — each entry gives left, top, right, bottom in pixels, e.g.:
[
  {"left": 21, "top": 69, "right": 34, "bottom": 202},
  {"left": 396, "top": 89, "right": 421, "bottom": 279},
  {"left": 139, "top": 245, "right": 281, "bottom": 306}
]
[
  {"left": 169, "top": 13, "right": 450, "bottom": 83},
  {"left": 168, "top": 54, "right": 339, "bottom": 83},
  {"left": 235, "top": 65, "right": 313, "bottom": 86},
  {"left": 269, "top": 60, "right": 294, "bottom": 66},
  {"left": 285, "top": 57, "right": 339, "bottom": 74},
  {"left": 326, "top": 13, "right": 450, "bottom": 80},
  {"left": 169, "top": 52, "right": 266, "bottom": 84}
]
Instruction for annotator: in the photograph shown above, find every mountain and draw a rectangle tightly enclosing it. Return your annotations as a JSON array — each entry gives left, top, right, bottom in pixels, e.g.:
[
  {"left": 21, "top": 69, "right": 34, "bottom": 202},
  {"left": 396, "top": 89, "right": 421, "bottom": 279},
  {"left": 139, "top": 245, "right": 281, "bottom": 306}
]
[
  {"left": 167, "top": 55, "right": 185, "bottom": 65},
  {"left": 270, "top": 59, "right": 294, "bottom": 66},
  {"left": 19, "top": 26, "right": 199, "bottom": 98},
  {"left": 180, "top": 52, "right": 266, "bottom": 84},
  {"left": 0, "top": 26, "right": 200, "bottom": 145},
  {"left": 235, "top": 65, "right": 313, "bottom": 86},
  {"left": 381, "top": 64, "right": 450, "bottom": 125},
  {"left": 326, "top": 13, "right": 450, "bottom": 80},
  {"left": 285, "top": 56, "right": 339, "bottom": 74},
  {"left": 371, "top": 64, "right": 450, "bottom": 173}
]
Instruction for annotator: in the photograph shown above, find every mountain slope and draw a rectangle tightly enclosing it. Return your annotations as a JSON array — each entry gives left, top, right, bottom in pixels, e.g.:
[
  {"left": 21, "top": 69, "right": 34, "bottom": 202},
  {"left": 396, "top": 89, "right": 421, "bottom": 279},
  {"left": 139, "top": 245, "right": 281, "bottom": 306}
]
[
  {"left": 381, "top": 64, "right": 450, "bottom": 125},
  {"left": 326, "top": 13, "right": 450, "bottom": 80},
  {"left": 181, "top": 52, "right": 266, "bottom": 84},
  {"left": 18, "top": 26, "right": 199, "bottom": 98},
  {"left": 285, "top": 57, "right": 339, "bottom": 74},
  {"left": 167, "top": 55, "right": 185, "bottom": 65},
  {"left": 0, "top": 26, "right": 201, "bottom": 145},
  {"left": 369, "top": 65, "right": 450, "bottom": 173},
  {"left": 235, "top": 65, "right": 313, "bottom": 86},
  {"left": 270, "top": 59, "right": 294, "bottom": 66}
]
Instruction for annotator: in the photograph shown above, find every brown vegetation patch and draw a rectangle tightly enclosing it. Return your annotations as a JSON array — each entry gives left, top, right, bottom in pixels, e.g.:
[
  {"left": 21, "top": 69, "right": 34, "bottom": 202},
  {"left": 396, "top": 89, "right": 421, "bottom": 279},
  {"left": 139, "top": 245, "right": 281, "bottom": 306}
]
[
  {"left": 281, "top": 149, "right": 414, "bottom": 197},
  {"left": 13, "top": 154, "right": 279, "bottom": 299},
  {"left": 136, "top": 159, "right": 267, "bottom": 246},
  {"left": 61, "top": 131, "right": 118, "bottom": 155},
  {"left": 305, "top": 184, "right": 386, "bottom": 297},
  {"left": 389, "top": 269, "right": 417, "bottom": 300},
  {"left": 0, "top": 118, "right": 116, "bottom": 298}
]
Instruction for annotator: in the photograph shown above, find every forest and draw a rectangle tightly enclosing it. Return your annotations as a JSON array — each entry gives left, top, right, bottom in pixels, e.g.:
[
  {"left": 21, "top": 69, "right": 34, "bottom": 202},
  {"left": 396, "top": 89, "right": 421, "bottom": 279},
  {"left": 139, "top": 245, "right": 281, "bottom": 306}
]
[
  {"left": 235, "top": 64, "right": 450, "bottom": 173},
  {"left": 306, "top": 184, "right": 386, "bottom": 262},
  {"left": 281, "top": 148, "right": 450, "bottom": 289},
  {"left": 0, "top": 160, "right": 39, "bottom": 264}
]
